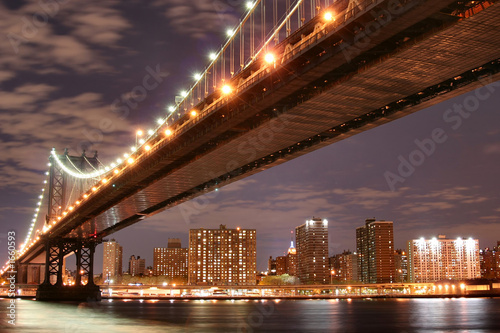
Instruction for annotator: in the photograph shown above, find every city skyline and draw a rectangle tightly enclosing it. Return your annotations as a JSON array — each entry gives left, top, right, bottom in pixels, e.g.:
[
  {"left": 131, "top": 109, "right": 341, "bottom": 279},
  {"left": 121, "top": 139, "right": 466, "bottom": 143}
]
[
  {"left": 1, "top": 1, "right": 499, "bottom": 275},
  {"left": 92, "top": 218, "right": 497, "bottom": 276}
]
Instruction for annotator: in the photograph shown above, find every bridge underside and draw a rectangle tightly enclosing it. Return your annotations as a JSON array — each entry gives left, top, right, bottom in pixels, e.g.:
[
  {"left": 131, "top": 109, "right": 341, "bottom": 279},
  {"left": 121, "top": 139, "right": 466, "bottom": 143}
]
[{"left": 21, "top": 0, "right": 500, "bottom": 251}]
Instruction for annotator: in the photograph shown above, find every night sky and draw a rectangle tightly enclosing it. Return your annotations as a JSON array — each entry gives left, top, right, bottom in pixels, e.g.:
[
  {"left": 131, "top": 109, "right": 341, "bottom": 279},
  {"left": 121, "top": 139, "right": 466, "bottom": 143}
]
[{"left": 1, "top": 1, "right": 499, "bottom": 273}]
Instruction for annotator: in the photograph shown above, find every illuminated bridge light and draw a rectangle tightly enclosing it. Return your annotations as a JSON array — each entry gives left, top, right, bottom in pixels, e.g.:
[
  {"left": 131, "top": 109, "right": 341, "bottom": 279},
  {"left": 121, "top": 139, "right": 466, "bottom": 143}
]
[
  {"left": 222, "top": 85, "right": 232, "bottom": 95},
  {"left": 144, "top": 145, "right": 151, "bottom": 151},
  {"left": 101, "top": 178, "right": 108, "bottom": 184},
  {"left": 194, "top": 73, "right": 202, "bottom": 81},
  {"left": 148, "top": 129, "right": 154, "bottom": 136},
  {"left": 114, "top": 169, "right": 119, "bottom": 175},
  {"left": 264, "top": 53, "right": 275, "bottom": 64},
  {"left": 180, "top": 90, "right": 188, "bottom": 97},
  {"left": 92, "top": 187, "right": 97, "bottom": 192},
  {"left": 136, "top": 129, "right": 143, "bottom": 136},
  {"left": 168, "top": 105, "right": 176, "bottom": 113},
  {"left": 164, "top": 129, "right": 172, "bottom": 136},
  {"left": 127, "top": 157, "right": 134, "bottom": 164},
  {"left": 324, "top": 12, "right": 335, "bottom": 21},
  {"left": 190, "top": 110, "right": 198, "bottom": 117},
  {"left": 209, "top": 52, "right": 217, "bottom": 60}
]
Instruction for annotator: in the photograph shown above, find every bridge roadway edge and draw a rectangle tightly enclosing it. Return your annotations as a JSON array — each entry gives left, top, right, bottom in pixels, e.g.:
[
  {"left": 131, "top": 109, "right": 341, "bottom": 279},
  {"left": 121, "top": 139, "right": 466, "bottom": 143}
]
[{"left": 17, "top": 1, "right": 500, "bottom": 266}]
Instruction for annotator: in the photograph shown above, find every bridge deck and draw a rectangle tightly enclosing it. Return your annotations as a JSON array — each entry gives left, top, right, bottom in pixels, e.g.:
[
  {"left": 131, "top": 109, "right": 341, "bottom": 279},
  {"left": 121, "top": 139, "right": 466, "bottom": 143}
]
[{"left": 20, "top": 0, "right": 500, "bottom": 262}]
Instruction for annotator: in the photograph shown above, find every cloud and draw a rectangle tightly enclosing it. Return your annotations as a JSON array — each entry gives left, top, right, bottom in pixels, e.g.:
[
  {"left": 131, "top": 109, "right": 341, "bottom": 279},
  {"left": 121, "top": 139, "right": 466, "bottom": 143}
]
[
  {"left": 152, "top": 0, "right": 240, "bottom": 39},
  {"left": 483, "top": 143, "right": 500, "bottom": 154}
]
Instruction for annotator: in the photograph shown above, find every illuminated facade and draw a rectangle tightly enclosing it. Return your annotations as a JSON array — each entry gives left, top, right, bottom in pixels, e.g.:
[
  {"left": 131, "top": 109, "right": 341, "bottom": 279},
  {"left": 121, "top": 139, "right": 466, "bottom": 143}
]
[
  {"left": 408, "top": 235, "right": 481, "bottom": 282},
  {"left": 188, "top": 225, "right": 256, "bottom": 285},
  {"left": 128, "top": 255, "right": 146, "bottom": 276},
  {"left": 329, "top": 251, "right": 358, "bottom": 282},
  {"left": 356, "top": 219, "right": 395, "bottom": 283},
  {"left": 103, "top": 239, "right": 123, "bottom": 279},
  {"left": 479, "top": 241, "right": 500, "bottom": 279},
  {"left": 296, "top": 218, "right": 329, "bottom": 284},
  {"left": 287, "top": 241, "right": 297, "bottom": 276},
  {"left": 153, "top": 239, "right": 188, "bottom": 278}
]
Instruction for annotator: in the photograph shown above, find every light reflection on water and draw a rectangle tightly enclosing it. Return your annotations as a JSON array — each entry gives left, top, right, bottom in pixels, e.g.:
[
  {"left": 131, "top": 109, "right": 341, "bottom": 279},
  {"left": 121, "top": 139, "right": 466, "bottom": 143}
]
[{"left": 1, "top": 297, "right": 499, "bottom": 332}]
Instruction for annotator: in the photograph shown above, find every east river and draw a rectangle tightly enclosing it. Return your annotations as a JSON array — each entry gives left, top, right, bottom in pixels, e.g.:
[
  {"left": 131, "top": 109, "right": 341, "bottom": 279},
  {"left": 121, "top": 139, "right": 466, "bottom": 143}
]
[{"left": 1, "top": 297, "right": 499, "bottom": 332}]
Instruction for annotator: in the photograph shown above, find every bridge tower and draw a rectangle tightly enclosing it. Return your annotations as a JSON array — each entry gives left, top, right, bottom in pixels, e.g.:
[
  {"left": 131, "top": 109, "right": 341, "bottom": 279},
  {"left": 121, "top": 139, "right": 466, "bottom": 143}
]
[{"left": 35, "top": 149, "right": 102, "bottom": 301}]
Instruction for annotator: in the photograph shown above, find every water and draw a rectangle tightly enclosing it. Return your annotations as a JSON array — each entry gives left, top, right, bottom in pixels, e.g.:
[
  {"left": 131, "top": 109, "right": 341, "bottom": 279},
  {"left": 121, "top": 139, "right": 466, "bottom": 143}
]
[{"left": 1, "top": 297, "right": 499, "bottom": 332}]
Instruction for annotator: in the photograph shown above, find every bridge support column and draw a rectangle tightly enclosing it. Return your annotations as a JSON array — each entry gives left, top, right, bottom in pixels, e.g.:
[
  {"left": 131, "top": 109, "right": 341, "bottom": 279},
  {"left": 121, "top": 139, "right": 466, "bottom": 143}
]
[{"left": 37, "top": 239, "right": 101, "bottom": 302}]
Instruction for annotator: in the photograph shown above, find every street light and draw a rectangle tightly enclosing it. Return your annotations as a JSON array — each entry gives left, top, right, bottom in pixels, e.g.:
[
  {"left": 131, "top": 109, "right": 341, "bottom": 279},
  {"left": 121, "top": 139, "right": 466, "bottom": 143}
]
[{"left": 330, "top": 270, "right": 335, "bottom": 285}]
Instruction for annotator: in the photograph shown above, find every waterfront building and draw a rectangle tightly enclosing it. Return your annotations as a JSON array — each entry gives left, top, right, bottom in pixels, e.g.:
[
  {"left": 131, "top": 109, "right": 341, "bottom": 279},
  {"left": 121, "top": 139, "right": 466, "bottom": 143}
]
[
  {"left": 188, "top": 225, "right": 256, "bottom": 285},
  {"left": 153, "top": 238, "right": 188, "bottom": 279},
  {"left": 394, "top": 249, "right": 408, "bottom": 283},
  {"left": 103, "top": 239, "right": 123, "bottom": 279},
  {"left": 128, "top": 255, "right": 146, "bottom": 276},
  {"left": 356, "top": 218, "right": 395, "bottom": 283},
  {"left": 330, "top": 250, "right": 358, "bottom": 282},
  {"left": 407, "top": 235, "right": 481, "bottom": 282},
  {"left": 296, "top": 217, "right": 329, "bottom": 284},
  {"left": 479, "top": 241, "right": 500, "bottom": 279}
]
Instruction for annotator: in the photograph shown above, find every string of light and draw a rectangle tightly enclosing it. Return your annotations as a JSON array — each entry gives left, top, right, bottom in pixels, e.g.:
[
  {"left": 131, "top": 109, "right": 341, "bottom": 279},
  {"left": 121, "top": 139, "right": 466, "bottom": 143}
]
[{"left": 12, "top": 0, "right": 339, "bottom": 267}]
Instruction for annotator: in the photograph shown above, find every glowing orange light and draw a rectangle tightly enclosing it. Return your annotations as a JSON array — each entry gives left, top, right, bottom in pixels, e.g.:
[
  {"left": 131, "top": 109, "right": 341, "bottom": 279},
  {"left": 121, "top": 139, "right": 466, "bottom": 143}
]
[
  {"left": 102, "top": 178, "right": 108, "bottom": 183},
  {"left": 164, "top": 129, "right": 172, "bottom": 136},
  {"left": 324, "top": 12, "right": 334, "bottom": 21},
  {"left": 92, "top": 187, "right": 97, "bottom": 192},
  {"left": 114, "top": 169, "right": 119, "bottom": 174},
  {"left": 222, "top": 85, "right": 232, "bottom": 95},
  {"left": 264, "top": 53, "right": 275, "bottom": 64},
  {"left": 136, "top": 130, "right": 143, "bottom": 136},
  {"left": 190, "top": 110, "right": 197, "bottom": 117},
  {"left": 144, "top": 145, "right": 151, "bottom": 151},
  {"left": 68, "top": 206, "right": 74, "bottom": 211},
  {"left": 75, "top": 201, "right": 80, "bottom": 205},
  {"left": 83, "top": 194, "right": 88, "bottom": 198},
  {"left": 127, "top": 157, "right": 134, "bottom": 164}
]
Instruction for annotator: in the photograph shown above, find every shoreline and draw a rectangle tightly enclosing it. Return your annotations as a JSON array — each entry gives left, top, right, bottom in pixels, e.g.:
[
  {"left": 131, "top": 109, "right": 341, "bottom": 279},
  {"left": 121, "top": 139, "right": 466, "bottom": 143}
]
[{"left": 3, "top": 293, "right": 499, "bottom": 301}]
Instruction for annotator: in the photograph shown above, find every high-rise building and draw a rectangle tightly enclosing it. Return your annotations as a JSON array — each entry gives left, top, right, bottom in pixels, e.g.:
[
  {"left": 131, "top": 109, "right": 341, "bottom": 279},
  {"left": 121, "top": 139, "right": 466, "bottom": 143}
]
[
  {"left": 329, "top": 250, "right": 358, "bottom": 282},
  {"left": 287, "top": 241, "right": 297, "bottom": 276},
  {"left": 275, "top": 256, "right": 288, "bottom": 275},
  {"left": 188, "top": 225, "right": 256, "bottom": 285},
  {"left": 407, "top": 235, "right": 481, "bottom": 282},
  {"left": 128, "top": 255, "right": 146, "bottom": 276},
  {"left": 103, "top": 239, "right": 123, "bottom": 279},
  {"left": 356, "top": 218, "right": 395, "bottom": 283},
  {"left": 153, "top": 239, "right": 189, "bottom": 279},
  {"left": 480, "top": 242, "right": 500, "bottom": 279},
  {"left": 394, "top": 249, "right": 408, "bottom": 283},
  {"left": 296, "top": 217, "right": 329, "bottom": 284}
]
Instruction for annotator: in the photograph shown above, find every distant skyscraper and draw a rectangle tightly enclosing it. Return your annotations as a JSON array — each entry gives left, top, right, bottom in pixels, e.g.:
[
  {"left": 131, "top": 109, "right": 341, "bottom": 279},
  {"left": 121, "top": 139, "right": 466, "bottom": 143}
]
[
  {"left": 408, "top": 235, "right": 481, "bottom": 282},
  {"left": 188, "top": 225, "right": 256, "bottom": 285},
  {"left": 128, "top": 255, "right": 146, "bottom": 276},
  {"left": 356, "top": 218, "right": 395, "bottom": 283},
  {"left": 153, "top": 239, "right": 188, "bottom": 279},
  {"left": 103, "top": 239, "right": 123, "bottom": 279},
  {"left": 287, "top": 240, "right": 297, "bottom": 276},
  {"left": 296, "top": 217, "right": 329, "bottom": 284}
]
